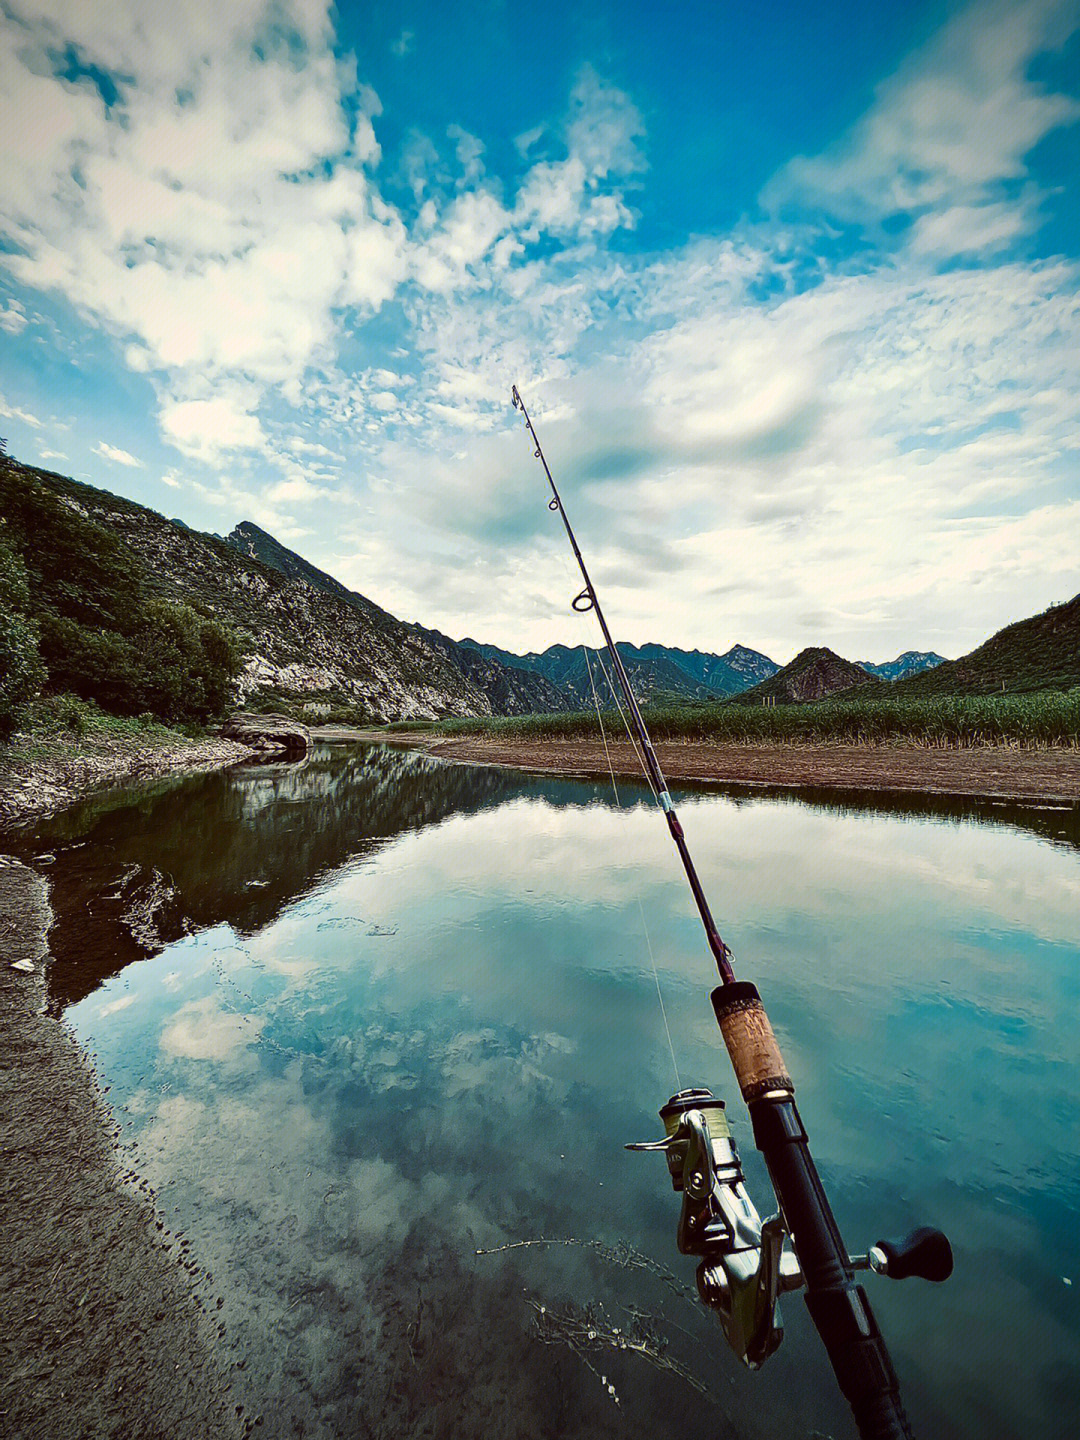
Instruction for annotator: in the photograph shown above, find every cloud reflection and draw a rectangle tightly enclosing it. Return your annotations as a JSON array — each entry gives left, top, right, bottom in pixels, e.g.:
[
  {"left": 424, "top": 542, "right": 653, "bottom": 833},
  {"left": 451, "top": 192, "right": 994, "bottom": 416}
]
[{"left": 52, "top": 744, "right": 1080, "bottom": 1437}]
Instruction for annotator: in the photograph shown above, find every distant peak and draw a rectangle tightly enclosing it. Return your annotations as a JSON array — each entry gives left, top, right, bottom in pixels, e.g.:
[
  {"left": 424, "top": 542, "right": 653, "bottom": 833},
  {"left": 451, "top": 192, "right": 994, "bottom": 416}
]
[{"left": 229, "top": 520, "right": 271, "bottom": 540}]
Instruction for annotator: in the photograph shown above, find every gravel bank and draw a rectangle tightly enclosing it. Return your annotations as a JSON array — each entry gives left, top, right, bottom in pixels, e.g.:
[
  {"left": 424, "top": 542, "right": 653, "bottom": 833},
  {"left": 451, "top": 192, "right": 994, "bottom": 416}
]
[
  {"left": 0, "top": 860, "right": 247, "bottom": 1440},
  {"left": 0, "top": 731, "right": 253, "bottom": 831}
]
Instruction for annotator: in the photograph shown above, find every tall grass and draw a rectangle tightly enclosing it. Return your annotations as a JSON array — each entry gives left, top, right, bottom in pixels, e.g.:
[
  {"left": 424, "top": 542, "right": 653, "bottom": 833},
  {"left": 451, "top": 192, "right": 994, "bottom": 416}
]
[{"left": 424, "top": 689, "right": 1080, "bottom": 749}]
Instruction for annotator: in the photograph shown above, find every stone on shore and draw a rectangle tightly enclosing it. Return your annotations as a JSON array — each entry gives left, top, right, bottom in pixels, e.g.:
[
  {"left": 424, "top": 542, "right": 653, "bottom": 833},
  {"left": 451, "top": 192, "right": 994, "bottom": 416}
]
[{"left": 221, "top": 711, "right": 310, "bottom": 756}]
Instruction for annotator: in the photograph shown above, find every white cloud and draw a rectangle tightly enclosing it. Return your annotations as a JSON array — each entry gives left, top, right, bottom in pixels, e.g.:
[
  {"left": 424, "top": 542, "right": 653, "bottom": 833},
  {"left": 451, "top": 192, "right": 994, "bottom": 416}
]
[
  {"left": 124, "top": 344, "right": 153, "bottom": 373},
  {"left": 0, "top": 298, "right": 28, "bottom": 333},
  {"left": 412, "top": 188, "right": 514, "bottom": 292},
  {"left": 0, "top": 0, "right": 407, "bottom": 470},
  {"left": 909, "top": 199, "right": 1038, "bottom": 256},
  {"left": 766, "top": 0, "right": 1080, "bottom": 253},
  {"left": 0, "top": 395, "right": 43, "bottom": 427},
  {"left": 100, "top": 994, "right": 137, "bottom": 1016},
  {"left": 1, "top": 9, "right": 648, "bottom": 507},
  {"left": 287, "top": 436, "right": 337, "bottom": 459},
  {"left": 513, "top": 66, "right": 644, "bottom": 241},
  {"left": 565, "top": 63, "right": 647, "bottom": 182},
  {"left": 38, "top": 447, "right": 67, "bottom": 460},
  {"left": 159, "top": 392, "right": 266, "bottom": 464},
  {"left": 160, "top": 995, "right": 265, "bottom": 1061},
  {"left": 409, "top": 65, "right": 645, "bottom": 295},
  {"left": 92, "top": 439, "right": 144, "bottom": 467},
  {"left": 447, "top": 124, "right": 485, "bottom": 185}
]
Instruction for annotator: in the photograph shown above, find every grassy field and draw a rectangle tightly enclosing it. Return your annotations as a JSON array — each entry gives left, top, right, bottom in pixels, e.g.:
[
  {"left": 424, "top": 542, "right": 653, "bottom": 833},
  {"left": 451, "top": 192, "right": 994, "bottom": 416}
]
[{"left": 388, "top": 689, "right": 1080, "bottom": 749}]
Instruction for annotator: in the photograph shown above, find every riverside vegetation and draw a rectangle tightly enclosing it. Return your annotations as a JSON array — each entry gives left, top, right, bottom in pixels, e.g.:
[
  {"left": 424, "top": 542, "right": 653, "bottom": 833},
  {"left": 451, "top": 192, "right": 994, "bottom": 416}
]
[{"left": 392, "top": 689, "right": 1080, "bottom": 750}]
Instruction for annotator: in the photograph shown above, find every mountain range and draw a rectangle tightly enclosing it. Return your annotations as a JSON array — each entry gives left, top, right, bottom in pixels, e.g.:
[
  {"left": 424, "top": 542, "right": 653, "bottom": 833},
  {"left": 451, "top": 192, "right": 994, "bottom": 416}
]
[
  {"left": 858, "top": 651, "right": 948, "bottom": 681},
  {"left": 455, "top": 638, "right": 781, "bottom": 705},
  {"left": 17, "top": 464, "right": 1045, "bottom": 724}
]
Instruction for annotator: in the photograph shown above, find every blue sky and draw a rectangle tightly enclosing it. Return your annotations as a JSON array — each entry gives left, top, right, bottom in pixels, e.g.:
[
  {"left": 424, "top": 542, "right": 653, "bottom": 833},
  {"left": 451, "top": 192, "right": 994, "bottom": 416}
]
[{"left": 1, "top": 0, "right": 1078, "bottom": 662}]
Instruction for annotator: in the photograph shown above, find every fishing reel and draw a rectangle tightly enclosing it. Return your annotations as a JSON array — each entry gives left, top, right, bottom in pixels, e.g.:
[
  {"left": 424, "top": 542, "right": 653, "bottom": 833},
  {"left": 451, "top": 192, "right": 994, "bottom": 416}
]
[{"left": 628, "top": 1088, "right": 953, "bottom": 1370}]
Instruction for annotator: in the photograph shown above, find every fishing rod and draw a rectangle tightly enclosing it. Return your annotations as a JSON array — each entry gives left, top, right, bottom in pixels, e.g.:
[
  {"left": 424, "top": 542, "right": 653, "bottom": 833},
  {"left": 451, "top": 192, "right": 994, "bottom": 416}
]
[{"left": 511, "top": 386, "right": 952, "bottom": 1440}]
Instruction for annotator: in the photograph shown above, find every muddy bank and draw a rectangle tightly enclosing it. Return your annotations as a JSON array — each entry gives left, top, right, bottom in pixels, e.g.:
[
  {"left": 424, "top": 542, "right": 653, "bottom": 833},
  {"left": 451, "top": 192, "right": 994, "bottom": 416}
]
[
  {"left": 0, "top": 731, "right": 253, "bottom": 832},
  {"left": 0, "top": 861, "right": 247, "bottom": 1440},
  {"left": 359, "top": 731, "right": 1080, "bottom": 804}
]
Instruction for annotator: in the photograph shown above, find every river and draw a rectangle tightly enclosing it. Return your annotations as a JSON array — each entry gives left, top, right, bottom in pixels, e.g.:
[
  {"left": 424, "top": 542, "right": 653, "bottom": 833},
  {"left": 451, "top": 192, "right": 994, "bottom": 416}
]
[{"left": 20, "top": 742, "right": 1080, "bottom": 1439}]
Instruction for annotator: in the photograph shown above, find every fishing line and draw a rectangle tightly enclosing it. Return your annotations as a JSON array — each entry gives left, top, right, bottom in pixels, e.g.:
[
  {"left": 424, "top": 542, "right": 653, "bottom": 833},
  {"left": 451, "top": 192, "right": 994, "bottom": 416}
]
[
  {"left": 594, "top": 647, "right": 658, "bottom": 801},
  {"left": 551, "top": 541, "right": 682, "bottom": 1084},
  {"left": 638, "top": 896, "right": 681, "bottom": 1093},
  {"left": 548, "top": 523, "right": 653, "bottom": 796},
  {"left": 584, "top": 645, "right": 681, "bottom": 1091},
  {"left": 582, "top": 645, "right": 623, "bottom": 808}
]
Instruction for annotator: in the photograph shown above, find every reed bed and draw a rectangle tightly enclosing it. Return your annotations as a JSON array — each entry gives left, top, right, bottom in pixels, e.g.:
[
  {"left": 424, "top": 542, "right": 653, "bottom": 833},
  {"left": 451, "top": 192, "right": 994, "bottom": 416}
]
[{"left": 428, "top": 689, "right": 1080, "bottom": 749}]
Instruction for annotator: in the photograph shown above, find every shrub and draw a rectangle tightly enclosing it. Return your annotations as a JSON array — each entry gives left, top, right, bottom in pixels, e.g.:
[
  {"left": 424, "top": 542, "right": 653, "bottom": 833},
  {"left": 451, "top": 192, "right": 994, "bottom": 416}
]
[{"left": 51, "top": 692, "right": 91, "bottom": 734}]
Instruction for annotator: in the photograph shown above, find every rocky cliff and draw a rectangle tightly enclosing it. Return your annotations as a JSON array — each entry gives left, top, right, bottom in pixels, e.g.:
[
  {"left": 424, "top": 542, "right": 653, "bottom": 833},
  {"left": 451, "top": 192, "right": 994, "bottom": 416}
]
[
  {"left": 34, "top": 471, "right": 492, "bottom": 722},
  {"left": 227, "top": 522, "right": 573, "bottom": 716}
]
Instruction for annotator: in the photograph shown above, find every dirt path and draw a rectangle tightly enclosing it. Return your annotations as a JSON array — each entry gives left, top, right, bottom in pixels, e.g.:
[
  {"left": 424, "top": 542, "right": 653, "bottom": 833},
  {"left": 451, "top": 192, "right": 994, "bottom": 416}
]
[
  {"left": 351, "top": 732, "right": 1080, "bottom": 804},
  {"left": 0, "top": 860, "right": 248, "bottom": 1440}
]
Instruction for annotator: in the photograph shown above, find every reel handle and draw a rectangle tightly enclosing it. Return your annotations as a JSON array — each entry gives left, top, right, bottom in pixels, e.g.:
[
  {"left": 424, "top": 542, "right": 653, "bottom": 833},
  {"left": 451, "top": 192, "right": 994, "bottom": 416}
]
[{"left": 871, "top": 1229, "right": 953, "bottom": 1284}]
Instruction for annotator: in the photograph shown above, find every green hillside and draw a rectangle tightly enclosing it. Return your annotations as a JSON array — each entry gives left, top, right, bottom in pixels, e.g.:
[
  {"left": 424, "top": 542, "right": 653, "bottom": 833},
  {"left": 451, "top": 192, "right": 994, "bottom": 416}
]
[
  {"left": 0, "top": 459, "right": 241, "bottom": 737},
  {"left": 896, "top": 592, "right": 1080, "bottom": 696}
]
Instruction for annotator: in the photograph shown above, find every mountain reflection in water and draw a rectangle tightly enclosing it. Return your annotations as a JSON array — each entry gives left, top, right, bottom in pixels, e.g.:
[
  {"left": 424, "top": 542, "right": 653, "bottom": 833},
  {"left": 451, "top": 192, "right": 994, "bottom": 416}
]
[
  {"left": 21, "top": 742, "right": 1080, "bottom": 1440},
  {"left": 25, "top": 745, "right": 535, "bottom": 1008}
]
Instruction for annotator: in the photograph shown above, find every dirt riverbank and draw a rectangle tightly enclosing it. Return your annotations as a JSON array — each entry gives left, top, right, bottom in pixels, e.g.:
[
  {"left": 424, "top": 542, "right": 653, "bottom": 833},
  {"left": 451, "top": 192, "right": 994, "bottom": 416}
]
[
  {"left": 0, "top": 860, "right": 247, "bottom": 1440},
  {"left": 348, "top": 731, "right": 1080, "bottom": 804}
]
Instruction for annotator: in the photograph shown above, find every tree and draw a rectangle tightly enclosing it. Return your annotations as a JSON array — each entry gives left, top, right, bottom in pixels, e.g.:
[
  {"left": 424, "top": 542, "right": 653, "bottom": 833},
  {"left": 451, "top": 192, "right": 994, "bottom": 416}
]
[
  {"left": 0, "top": 465, "right": 243, "bottom": 727},
  {"left": 0, "top": 521, "right": 45, "bottom": 738}
]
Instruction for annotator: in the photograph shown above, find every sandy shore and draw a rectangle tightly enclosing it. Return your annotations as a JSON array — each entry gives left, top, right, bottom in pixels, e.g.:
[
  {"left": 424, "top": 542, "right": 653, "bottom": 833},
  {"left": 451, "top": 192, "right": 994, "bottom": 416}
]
[
  {"left": 0, "top": 860, "right": 247, "bottom": 1440},
  {"left": 347, "top": 731, "right": 1080, "bottom": 804},
  {"left": 1, "top": 728, "right": 261, "bottom": 1435}
]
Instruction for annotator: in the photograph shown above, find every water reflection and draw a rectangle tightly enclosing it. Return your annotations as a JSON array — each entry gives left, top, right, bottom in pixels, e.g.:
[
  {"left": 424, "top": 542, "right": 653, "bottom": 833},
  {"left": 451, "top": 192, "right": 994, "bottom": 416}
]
[
  {"left": 22, "top": 744, "right": 1080, "bottom": 1439},
  {"left": 21, "top": 746, "right": 548, "bottom": 1008}
]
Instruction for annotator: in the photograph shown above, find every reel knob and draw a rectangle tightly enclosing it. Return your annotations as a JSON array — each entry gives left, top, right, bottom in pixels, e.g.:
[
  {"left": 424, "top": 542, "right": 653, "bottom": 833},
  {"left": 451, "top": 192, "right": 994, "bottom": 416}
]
[{"left": 870, "top": 1227, "right": 953, "bottom": 1283}]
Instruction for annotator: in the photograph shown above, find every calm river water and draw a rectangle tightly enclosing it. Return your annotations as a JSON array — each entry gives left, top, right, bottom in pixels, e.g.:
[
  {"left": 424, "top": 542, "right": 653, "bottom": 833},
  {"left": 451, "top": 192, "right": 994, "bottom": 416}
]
[{"left": 23, "top": 742, "right": 1080, "bottom": 1439}]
